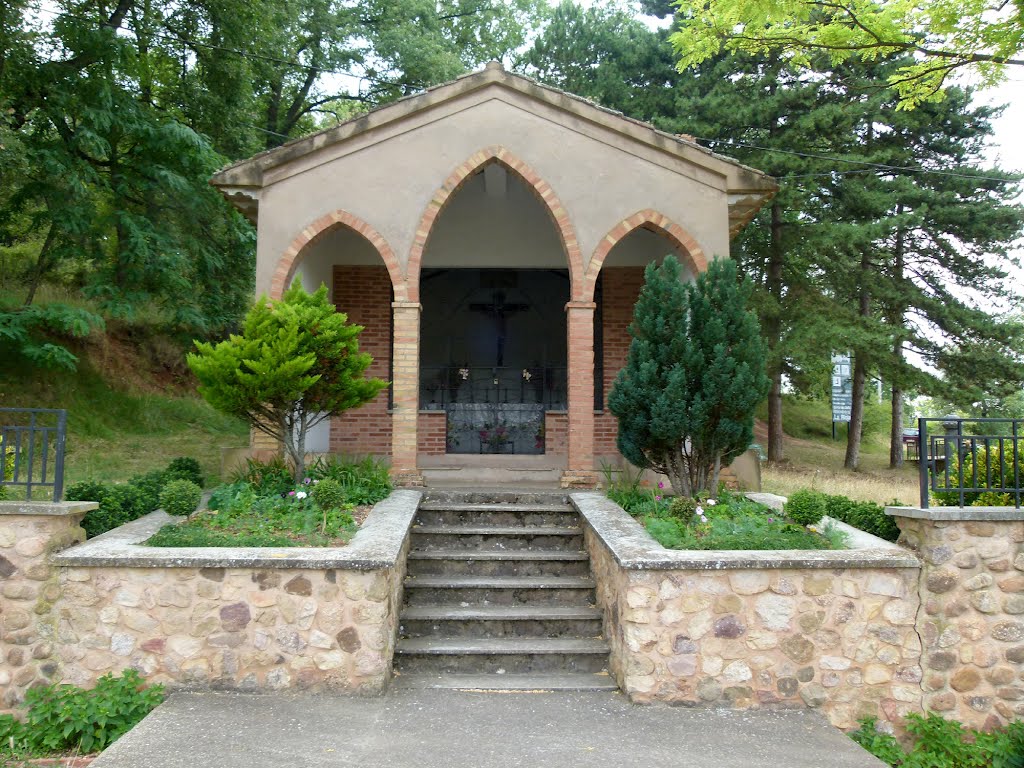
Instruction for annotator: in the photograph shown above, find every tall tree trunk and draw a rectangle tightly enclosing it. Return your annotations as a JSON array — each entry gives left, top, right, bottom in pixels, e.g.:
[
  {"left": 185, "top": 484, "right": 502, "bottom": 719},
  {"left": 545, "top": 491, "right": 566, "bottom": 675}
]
[
  {"left": 889, "top": 219, "right": 906, "bottom": 469},
  {"left": 766, "top": 201, "right": 785, "bottom": 463},
  {"left": 844, "top": 249, "right": 872, "bottom": 470},
  {"left": 890, "top": 383, "right": 904, "bottom": 468},
  {"left": 23, "top": 222, "right": 57, "bottom": 306}
]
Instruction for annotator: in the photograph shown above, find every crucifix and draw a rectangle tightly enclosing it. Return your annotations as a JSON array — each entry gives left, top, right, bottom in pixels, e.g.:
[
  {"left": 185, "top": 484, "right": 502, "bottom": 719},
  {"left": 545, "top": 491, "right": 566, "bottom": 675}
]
[{"left": 468, "top": 290, "right": 529, "bottom": 367}]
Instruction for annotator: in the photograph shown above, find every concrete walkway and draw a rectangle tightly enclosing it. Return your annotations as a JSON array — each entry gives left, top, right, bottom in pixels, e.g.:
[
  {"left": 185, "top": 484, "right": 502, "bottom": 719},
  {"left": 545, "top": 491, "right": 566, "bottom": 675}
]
[{"left": 91, "top": 688, "right": 886, "bottom": 768}]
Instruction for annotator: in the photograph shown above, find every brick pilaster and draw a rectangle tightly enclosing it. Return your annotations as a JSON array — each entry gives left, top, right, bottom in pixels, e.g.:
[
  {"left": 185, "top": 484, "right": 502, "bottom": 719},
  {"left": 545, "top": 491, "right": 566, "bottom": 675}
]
[
  {"left": 562, "top": 301, "right": 599, "bottom": 488},
  {"left": 391, "top": 301, "right": 424, "bottom": 486}
]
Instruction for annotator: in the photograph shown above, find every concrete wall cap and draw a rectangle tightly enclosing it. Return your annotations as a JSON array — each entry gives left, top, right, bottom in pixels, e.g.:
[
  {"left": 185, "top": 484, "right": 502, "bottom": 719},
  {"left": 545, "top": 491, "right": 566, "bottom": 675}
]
[
  {"left": 571, "top": 492, "right": 920, "bottom": 570},
  {"left": 887, "top": 504, "right": 1024, "bottom": 521},
  {"left": 51, "top": 489, "right": 421, "bottom": 570},
  {"left": 0, "top": 500, "right": 98, "bottom": 516}
]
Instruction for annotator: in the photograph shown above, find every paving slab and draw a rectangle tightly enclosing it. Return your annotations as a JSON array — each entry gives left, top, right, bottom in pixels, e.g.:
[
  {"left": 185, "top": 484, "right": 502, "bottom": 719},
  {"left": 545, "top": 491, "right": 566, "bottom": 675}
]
[{"left": 90, "top": 688, "right": 886, "bottom": 768}]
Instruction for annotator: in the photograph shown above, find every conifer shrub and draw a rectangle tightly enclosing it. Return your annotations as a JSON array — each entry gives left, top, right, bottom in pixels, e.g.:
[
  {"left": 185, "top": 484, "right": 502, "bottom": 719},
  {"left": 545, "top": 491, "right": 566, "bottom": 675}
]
[
  {"left": 785, "top": 489, "right": 827, "bottom": 525},
  {"left": 159, "top": 479, "right": 202, "bottom": 517}
]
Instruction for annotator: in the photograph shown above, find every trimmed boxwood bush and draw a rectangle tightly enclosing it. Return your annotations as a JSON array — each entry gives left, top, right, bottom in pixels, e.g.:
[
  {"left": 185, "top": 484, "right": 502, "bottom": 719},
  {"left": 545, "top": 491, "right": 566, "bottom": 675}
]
[
  {"left": 165, "top": 456, "right": 204, "bottom": 488},
  {"left": 128, "top": 469, "right": 169, "bottom": 513},
  {"left": 824, "top": 494, "right": 901, "bottom": 542},
  {"left": 66, "top": 481, "right": 148, "bottom": 538},
  {"left": 311, "top": 478, "right": 345, "bottom": 511},
  {"left": 159, "top": 479, "right": 202, "bottom": 517},
  {"left": 785, "top": 489, "right": 827, "bottom": 525}
]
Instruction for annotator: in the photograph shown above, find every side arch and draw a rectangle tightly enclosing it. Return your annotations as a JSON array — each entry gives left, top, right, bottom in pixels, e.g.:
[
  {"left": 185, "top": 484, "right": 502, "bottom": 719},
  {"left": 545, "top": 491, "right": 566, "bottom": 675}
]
[
  {"left": 406, "top": 146, "right": 585, "bottom": 302},
  {"left": 272, "top": 210, "right": 407, "bottom": 301},
  {"left": 583, "top": 209, "right": 708, "bottom": 301}
]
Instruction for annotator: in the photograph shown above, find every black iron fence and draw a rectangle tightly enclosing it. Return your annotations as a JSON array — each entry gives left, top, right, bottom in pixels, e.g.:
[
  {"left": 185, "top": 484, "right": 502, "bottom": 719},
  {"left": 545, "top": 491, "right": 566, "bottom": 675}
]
[
  {"left": 0, "top": 408, "right": 68, "bottom": 501},
  {"left": 419, "top": 365, "right": 568, "bottom": 410},
  {"left": 919, "top": 417, "right": 1022, "bottom": 509}
]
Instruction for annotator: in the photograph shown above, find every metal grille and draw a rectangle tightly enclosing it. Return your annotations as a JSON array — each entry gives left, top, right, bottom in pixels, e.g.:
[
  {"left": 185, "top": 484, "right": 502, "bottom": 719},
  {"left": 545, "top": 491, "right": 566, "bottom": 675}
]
[
  {"left": 919, "top": 417, "right": 1022, "bottom": 508},
  {"left": 0, "top": 408, "right": 68, "bottom": 501}
]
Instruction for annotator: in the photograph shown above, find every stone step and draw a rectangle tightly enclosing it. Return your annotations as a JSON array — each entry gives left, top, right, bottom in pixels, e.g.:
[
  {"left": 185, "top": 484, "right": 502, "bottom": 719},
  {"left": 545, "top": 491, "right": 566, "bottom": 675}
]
[
  {"left": 406, "top": 550, "right": 591, "bottom": 578},
  {"left": 394, "top": 637, "right": 610, "bottom": 674},
  {"left": 402, "top": 575, "right": 596, "bottom": 606},
  {"left": 415, "top": 504, "right": 578, "bottom": 527},
  {"left": 393, "top": 672, "right": 619, "bottom": 692},
  {"left": 410, "top": 525, "right": 583, "bottom": 553},
  {"left": 422, "top": 489, "right": 569, "bottom": 506},
  {"left": 399, "top": 604, "right": 603, "bottom": 638}
]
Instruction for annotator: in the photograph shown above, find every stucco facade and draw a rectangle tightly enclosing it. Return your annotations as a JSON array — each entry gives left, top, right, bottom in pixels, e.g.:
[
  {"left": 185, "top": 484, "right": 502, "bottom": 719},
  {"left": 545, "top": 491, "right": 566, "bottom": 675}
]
[{"left": 212, "top": 62, "right": 775, "bottom": 486}]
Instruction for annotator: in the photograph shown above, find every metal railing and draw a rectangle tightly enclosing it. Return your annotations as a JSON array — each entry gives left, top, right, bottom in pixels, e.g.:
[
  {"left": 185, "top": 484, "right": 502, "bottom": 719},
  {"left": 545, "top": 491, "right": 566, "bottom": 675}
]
[
  {"left": 0, "top": 408, "right": 68, "bottom": 501},
  {"left": 919, "top": 417, "right": 1022, "bottom": 508},
  {"left": 419, "top": 365, "right": 568, "bottom": 410}
]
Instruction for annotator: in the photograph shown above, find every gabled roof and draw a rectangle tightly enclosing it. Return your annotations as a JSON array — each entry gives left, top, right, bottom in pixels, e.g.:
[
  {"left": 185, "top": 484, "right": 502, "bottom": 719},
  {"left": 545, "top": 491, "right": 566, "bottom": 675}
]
[{"left": 211, "top": 62, "right": 776, "bottom": 235}]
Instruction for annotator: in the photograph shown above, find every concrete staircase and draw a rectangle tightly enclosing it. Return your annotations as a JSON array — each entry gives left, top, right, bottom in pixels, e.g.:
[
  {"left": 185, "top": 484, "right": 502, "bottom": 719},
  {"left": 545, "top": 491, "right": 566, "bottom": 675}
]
[{"left": 394, "top": 489, "right": 615, "bottom": 691}]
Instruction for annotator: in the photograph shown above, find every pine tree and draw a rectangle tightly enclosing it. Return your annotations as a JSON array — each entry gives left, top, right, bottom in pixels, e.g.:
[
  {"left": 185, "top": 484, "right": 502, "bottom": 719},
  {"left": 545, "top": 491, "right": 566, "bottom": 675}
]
[
  {"left": 187, "top": 280, "right": 388, "bottom": 481},
  {"left": 609, "top": 257, "right": 769, "bottom": 497}
]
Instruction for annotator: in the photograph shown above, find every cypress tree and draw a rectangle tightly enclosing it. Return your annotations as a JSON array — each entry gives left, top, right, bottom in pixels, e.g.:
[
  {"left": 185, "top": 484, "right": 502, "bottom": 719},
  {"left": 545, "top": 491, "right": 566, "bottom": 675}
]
[{"left": 609, "top": 257, "right": 769, "bottom": 497}]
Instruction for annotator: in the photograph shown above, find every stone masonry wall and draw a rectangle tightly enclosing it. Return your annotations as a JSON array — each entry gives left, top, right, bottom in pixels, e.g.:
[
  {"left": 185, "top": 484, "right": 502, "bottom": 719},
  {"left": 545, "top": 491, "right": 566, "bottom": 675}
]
[
  {"left": 585, "top": 525, "right": 924, "bottom": 731},
  {"left": 0, "top": 506, "right": 88, "bottom": 707},
  {"left": 894, "top": 513, "right": 1024, "bottom": 730}
]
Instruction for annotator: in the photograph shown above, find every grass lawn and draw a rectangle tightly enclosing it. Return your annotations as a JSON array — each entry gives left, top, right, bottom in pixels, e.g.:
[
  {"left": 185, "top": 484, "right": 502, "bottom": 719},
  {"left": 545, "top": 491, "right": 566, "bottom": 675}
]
[
  {"left": 0, "top": 338, "right": 248, "bottom": 488},
  {"left": 756, "top": 397, "right": 919, "bottom": 506}
]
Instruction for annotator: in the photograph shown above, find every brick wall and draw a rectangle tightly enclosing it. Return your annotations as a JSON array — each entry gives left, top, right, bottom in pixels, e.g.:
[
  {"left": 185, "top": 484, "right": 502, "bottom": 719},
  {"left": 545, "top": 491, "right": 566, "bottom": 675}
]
[
  {"left": 545, "top": 412, "right": 568, "bottom": 455},
  {"left": 595, "top": 267, "right": 644, "bottom": 456},
  {"left": 418, "top": 411, "right": 447, "bottom": 455},
  {"left": 330, "top": 266, "right": 393, "bottom": 456}
]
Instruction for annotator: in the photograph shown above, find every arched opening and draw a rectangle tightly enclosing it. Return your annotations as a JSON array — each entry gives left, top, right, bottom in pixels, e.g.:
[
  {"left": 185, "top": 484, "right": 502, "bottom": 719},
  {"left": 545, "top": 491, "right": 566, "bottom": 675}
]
[
  {"left": 416, "top": 159, "right": 573, "bottom": 461},
  {"left": 273, "top": 214, "right": 400, "bottom": 457},
  {"left": 590, "top": 214, "right": 704, "bottom": 463}
]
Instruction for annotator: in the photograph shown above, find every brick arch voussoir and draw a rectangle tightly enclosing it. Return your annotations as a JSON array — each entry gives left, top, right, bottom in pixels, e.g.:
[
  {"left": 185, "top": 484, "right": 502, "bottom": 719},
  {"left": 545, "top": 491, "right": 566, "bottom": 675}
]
[
  {"left": 272, "top": 210, "right": 407, "bottom": 301},
  {"left": 583, "top": 209, "right": 707, "bottom": 302},
  {"left": 407, "top": 146, "right": 585, "bottom": 302}
]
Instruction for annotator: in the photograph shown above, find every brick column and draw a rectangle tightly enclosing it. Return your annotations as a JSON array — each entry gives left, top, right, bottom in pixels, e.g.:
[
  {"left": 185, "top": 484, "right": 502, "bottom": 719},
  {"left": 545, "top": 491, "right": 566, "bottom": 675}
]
[
  {"left": 561, "top": 301, "right": 599, "bottom": 488},
  {"left": 390, "top": 301, "right": 424, "bottom": 486}
]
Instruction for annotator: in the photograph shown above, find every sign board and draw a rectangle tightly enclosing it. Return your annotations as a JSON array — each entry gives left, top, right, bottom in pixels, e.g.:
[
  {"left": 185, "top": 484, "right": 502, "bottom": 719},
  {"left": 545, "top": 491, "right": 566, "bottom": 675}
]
[{"left": 831, "top": 353, "right": 852, "bottom": 423}]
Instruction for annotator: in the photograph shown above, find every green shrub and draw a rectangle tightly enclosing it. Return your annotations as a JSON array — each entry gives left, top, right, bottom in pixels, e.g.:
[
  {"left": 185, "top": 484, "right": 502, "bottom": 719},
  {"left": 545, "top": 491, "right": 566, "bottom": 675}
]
[
  {"left": 0, "top": 669, "right": 163, "bottom": 756},
  {"left": 932, "top": 443, "right": 1024, "bottom": 507},
  {"left": 822, "top": 494, "right": 901, "bottom": 542},
  {"left": 974, "top": 491, "right": 1013, "bottom": 506},
  {"left": 229, "top": 456, "right": 294, "bottom": 497},
  {"left": 159, "top": 479, "right": 202, "bottom": 516},
  {"left": 129, "top": 469, "right": 169, "bottom": 512},
  {"left": 206, "top": 480, "right": 247, "bottom": 512},
  {"left": 851, "top": 714, "right": 1024, "bottom": 768},
  {"left": 66, "top": 480, "right": 148, "bottom": 537},
  {"left": 785, "top": 489, "right": 827, "bottom": 525},
  {"left": 668, "top": 495, "right": 700, "bottom": 521},
  {"left": 312, "top": 478, "right": 345, "bottom": 511},
  {"left": 165, "top": 456, "right": 204, "bottom": 488},
  {"left": 307, "top": 454, "right": 391, "bottom": 505}
]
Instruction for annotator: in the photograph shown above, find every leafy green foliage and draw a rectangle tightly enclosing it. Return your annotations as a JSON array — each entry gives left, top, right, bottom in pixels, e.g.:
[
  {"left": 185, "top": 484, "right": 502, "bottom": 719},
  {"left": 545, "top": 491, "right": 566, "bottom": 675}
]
[
  {"left": 148, "top": 481, "right": 358, "bottom": 548},
  {"left": 613, "top": 487, "right": 841, "bottom": 551},
  {"left": 128, "top": 470, "right": 170, "bottom": 514},
  {"left": 311, "top": 478, "right": 345, "bottom": 511},
  {"left": 0, "top": 302, "right": 104, "bottom": 370},
  {"left": 188, "top": 281, "right": 387, "bottom": 482},
  {"left": 159, "top": 479, "right": 202, "bottom": 517},
  {"left": 227, "top": 456, "right": 295, "bottom": 498},
  {"left": 932, "top": 443, "right": 1024, "bottom": 507},
  {"left": 851, "top": 714, "right": 1024, "bottom": 768},
  {"left": 306, "top": 454, "right": 392, "bottom": 506},
  {"left": 165, "top": 457, "right": 204, "bottom": 488},
  {"left": 669, "top": 0, "right": 1024, "bottom": 109},
  {"left": 609, "top": 256, "right": 769, "bottom": 497},
  {"left": 0, "top": 670, "right": 163, "bottom": 756},
  {"left": 786, "top": 489, "right": 828, "bottom": 526},
  {"left": 66, "top": 481, "right": 147, "bottom": 538}
]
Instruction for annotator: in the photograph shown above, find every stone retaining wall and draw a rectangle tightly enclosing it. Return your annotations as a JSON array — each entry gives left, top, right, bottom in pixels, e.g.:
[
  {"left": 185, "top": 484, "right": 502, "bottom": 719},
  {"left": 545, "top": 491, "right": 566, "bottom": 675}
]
[
  {"left": 573, "top": 492, "right": 924, "bottom": 731},
  {"left": 0, "top": 491, "right": 420, "bottom": 710},
  {"left": 889, "top": 506, "right": 1024, "bottom": 731}
]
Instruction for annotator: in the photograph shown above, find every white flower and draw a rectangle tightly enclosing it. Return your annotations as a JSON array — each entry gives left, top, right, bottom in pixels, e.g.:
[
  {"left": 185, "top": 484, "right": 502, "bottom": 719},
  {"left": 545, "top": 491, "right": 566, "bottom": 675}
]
[
  {"left": 295, "top": 491, "right": 308, "bottom": 499},
  {"left": 700, "top": 515, "right": 708, "bottom": 523},
  {"left": 694, "top": 505, "right": 704, "bottom": 516},
  {"left": 706, "top": 499, "right": 717, "bottom": 506}
]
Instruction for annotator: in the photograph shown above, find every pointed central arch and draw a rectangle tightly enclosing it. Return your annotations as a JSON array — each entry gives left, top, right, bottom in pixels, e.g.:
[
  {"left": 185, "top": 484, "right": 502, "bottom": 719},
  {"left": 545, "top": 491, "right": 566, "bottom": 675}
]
[
  {"left": 406, "top": 146, "right": 584, "bottom": 302},
  {"left": 583, "top": 209, "right": 708, "bottom": 302}
]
